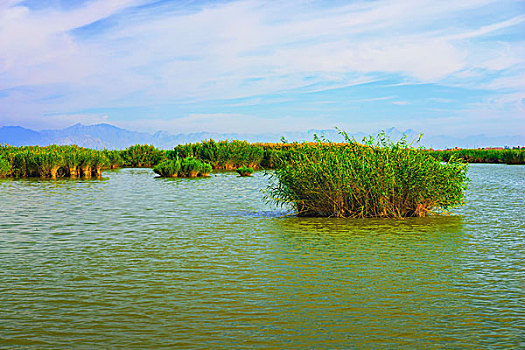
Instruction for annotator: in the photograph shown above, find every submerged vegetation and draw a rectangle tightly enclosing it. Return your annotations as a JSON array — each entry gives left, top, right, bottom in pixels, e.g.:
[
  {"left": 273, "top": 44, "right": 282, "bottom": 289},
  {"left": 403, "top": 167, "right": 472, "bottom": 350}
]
[
  {"left": 236, "top": 166, "right": 254, "bottom": 177},
  {"left": 266, "top": 132, "right": 470, "bottom": 218}
]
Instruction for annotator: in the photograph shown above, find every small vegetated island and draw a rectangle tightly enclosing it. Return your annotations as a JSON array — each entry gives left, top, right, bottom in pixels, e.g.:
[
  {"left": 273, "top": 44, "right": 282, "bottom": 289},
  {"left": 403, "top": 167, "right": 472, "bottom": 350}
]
[
  {"left": 236, "top": 166, "right": 254, "bottom": 177},
  {"left": 267, "top": 132, "right": 469, "bottom": 218},
  {"left": 0, "top": 144, "right": 164, "bottom": 178},
  {"left": 1, "top": 133, "right": 522, "bottom": 218},
  {"left": 153, "top": 157, "right": 212, "bottom": 177}
]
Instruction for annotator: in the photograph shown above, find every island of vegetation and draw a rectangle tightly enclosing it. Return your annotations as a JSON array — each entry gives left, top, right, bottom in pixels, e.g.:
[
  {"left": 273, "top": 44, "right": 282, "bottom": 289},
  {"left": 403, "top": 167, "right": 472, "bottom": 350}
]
[
  {"left": 1, "top": 139, "right": 522, "bottom": 180},
  {"left": 1, "top": 134, "right": 522, "bottom": 218},
  {"left": 266, "top": 132, "right": 469, "bottom": 218},
  {"left": 153, "top": 157, "right": 212, "bottom": 178},
  {"left": 236, "top": 166, "right": 254, "bottom": 177}
]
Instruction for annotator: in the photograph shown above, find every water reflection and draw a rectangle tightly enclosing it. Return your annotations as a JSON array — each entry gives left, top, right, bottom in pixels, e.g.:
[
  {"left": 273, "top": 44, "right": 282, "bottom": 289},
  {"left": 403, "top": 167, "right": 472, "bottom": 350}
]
[{"left": 240, "top": 215, "right": 476, "bottom": 348}]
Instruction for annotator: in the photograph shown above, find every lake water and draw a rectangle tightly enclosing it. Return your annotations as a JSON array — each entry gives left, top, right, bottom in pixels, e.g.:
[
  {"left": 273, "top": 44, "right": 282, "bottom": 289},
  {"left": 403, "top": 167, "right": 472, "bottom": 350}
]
[{"left": 0, "top": 164, "right": 523, "bottom": 349}]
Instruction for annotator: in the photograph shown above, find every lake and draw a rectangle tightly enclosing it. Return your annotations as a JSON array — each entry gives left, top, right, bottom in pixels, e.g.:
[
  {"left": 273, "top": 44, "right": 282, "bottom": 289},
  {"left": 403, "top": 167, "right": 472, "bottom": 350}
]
[{"left": 0, "top": 164, "right": 523, "bottom": 349}]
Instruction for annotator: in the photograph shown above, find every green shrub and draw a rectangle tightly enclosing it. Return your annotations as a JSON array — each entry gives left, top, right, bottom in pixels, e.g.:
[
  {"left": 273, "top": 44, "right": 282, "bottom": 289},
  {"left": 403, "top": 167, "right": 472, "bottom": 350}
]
[
  {"left": 267, "top": 132, "right": 469, "bottom": 218},
  {"left": 0, "top": 154, "right": 10, "bottom": 177},
  {"left": 120, "top": 144, "right": 166, "bottom": 167},
  {"left": 236, "top": 166, "right": 254, "bottom": 177},
  {"left": 103, "top": 149, "right": 124, "bottom": 168},
  {"left": 180, "top": 157, "right": 212, "bottom": 177},
  {"left": 153, "top": 159, "right": 181, "bottom": 177},
  {"left": 1, "top": 145, "right": 109, "bottom": 178},
  {"left": 171, "top": 140, "right": 264, "bottom": 169},
  {"left": 154, "top": 157, "right": 212, "bottom": 177},
  {"left": 428, "top": 148, "right": 525, "bottom": 164}
]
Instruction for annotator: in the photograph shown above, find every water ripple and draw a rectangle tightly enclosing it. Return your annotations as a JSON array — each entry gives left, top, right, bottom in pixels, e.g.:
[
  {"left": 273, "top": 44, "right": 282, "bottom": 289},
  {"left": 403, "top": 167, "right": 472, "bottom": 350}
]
[{"left": 0, "top": 165, "right": 523, "bottom": 349}]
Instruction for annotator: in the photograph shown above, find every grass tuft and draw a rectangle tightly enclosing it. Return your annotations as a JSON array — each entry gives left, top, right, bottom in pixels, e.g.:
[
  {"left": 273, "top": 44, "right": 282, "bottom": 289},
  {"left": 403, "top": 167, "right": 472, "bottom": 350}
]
[
  {"left": 236, "top": 166, "right": 254, "bottom": 177},
  {"left": 266, "top": 131, "right": 469, "bottom": 218},
  {"left": 154, "top": 157, "right": 212, "bottom": 178}
]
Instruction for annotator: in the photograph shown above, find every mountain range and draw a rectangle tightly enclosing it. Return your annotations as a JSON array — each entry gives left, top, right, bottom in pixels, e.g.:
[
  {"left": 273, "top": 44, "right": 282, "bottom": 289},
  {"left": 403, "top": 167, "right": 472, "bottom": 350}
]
[{"left": 0, "top": 123, "right": 523, "bottom": 150}]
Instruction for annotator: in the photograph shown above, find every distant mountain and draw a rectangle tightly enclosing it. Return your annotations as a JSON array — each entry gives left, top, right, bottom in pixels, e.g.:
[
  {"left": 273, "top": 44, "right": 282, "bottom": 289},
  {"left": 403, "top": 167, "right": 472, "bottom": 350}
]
[
  {"left": 39, "top": 123, "right": 156, "bottom": 149},
  {"left": 0, "top": 126, "right": 44, "bottom": 146},
  {"left": 422, "top": 134, "right": 525, "bottom": 150},
  {"left": 0, "top": 123, "right": 523, "bottom": 149}
]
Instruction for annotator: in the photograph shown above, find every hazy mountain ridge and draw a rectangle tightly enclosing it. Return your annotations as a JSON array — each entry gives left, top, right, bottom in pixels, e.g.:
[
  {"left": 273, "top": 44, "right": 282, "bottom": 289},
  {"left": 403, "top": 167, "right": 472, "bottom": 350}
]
[{"left": 0, "top": 123, "right": 523, "bottom": 150}]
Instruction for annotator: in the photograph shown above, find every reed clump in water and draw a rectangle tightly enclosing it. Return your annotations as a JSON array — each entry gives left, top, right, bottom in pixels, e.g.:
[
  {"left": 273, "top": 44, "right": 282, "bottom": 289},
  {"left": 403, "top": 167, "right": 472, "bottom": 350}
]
[
  {"left": 0, "top": 154, "right": 10, "bottom": 177},
  {"left": 103, "top": 149, "right": 124, "bottom": 169},
  {"left": 153, "top": 157, "right": 212, "bottom": 178},
  {"left": 236, "top": 166, "right": 254, "bottom": 177},
  {"left": 120, "top": 144, "right": 166, "bottom": 168},
  {"left": 267, "top": 132, "right": 469, "bottom": 218},
  {"left": 429, "top": 148, "right": 524, "bottom": 164},
  {"left": 0, "top": 145, "right": 112, "bottom": 178},
  {"left": 153, "top": 159, "right": 181, "bottom": 177},
  {"left": 170, "top": 140, "right": 264, "bottom": 170}
]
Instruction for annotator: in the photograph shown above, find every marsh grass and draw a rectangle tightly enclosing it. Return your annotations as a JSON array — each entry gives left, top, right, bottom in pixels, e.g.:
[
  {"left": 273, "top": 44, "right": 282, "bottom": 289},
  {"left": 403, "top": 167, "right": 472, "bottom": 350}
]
[
  {"left": 0, "top": 145, "right": 113, "bottom": 178},
  {"left": 153, "top": 157, "right": 212, "bottom": 177},
  {"left": 170, "top": 140, "right": 264, "bottom": 169},
  {"left": 236, "top": 166, "right": 254, "bottom": 177},
  {"left": 120, "top": 144, "right": 166, "bottom": 167},
  {"left": 0, "top": 144, "right": 169, "bottom": 178},
  {"left": 0, "top": 154, "right": 9, "bottom": 177},
  {"left": 266, "top": 132, "right": 469, "bottom": 218},
  {"left": 429, "top": 148, "right": 524, "bottom": 164}
]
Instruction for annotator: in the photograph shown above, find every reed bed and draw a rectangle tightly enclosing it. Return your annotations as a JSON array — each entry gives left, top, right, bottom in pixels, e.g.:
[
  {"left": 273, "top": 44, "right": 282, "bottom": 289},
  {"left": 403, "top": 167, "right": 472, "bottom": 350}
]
[
  {"left": 266, "top": 133, "right": 470, "bottom": 218},
  {"left": 0, "top": 153, "right": 10, "bottom": 177},
  {"left": 171, "top": 141, "right": 525, "bottom": 167},
  {"left": 428, "top": 148, "right": 524, "bottom": 164},
  {"left": 236, "top": 166, "right": 254, "bottom": 177},
  {"left": 0, "top": 144, "right": 166, "bottom": 178},
  {"left": 170, "top": 140, "right": 264, "bottom": 169},
  {"left": 169, "top": 140, "right": 361, "bottom": 169},
  {"left": 153, "top": 157, "right": 212, "bottom": 178},
  {"left": 120, "top": 144, "right": 166, "bottom": 168},
  {"left": 1, "top": 139, "right": 520, "bottom": 180},
  {"left": 0, "top": 145, "right": 111, "bottom": 178}
]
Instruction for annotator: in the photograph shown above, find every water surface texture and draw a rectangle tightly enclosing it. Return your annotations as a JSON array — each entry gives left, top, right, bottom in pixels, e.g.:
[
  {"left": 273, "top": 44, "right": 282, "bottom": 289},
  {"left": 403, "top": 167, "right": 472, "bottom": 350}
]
[{"left": 1, "top": 164, "right": 523, "bottom": 349}]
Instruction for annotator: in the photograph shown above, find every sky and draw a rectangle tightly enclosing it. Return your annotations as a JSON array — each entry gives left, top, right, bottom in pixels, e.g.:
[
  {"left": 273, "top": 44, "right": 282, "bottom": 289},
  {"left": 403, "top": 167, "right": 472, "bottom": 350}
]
[{"left": 0, "top": 0, "right": 524, "bottom": 136}]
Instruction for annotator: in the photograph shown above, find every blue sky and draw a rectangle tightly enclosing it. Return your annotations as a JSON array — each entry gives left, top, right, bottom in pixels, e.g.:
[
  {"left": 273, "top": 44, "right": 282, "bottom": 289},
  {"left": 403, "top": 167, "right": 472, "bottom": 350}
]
[{"left": 0, "top": 0, "right": 524, "bottom": 136}]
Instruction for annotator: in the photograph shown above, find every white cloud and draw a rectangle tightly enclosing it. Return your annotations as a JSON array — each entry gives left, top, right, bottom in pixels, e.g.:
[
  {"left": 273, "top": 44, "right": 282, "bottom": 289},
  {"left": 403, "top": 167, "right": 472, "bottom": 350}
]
[
  {"left": 118, "top": 112, "right": 336, "bottom": 134},
  {"left": 2, "top": 0, "right": 520, "bottom": 92},
  {"left": 0, "top": 0, "right": 523, "bottom": 133}
]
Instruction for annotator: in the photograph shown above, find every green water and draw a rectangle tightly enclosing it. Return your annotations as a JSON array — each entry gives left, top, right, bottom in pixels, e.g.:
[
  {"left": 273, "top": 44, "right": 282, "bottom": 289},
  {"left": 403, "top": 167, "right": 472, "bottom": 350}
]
[{"left": 0, "top": 164, "right": 523, "bottom": 349}]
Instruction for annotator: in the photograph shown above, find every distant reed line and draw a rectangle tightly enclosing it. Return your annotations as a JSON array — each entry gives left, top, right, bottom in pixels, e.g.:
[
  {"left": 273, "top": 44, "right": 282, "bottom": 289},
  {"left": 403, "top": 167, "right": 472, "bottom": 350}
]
[{"left": 1, "top": 141, "right": 522, "bottom": 179}]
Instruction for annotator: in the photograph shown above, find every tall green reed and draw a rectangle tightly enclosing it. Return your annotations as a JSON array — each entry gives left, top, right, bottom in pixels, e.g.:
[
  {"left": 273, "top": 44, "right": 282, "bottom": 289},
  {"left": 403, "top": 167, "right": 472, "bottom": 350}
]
[{"left": 267, "top": 131, "right": 469, "bottom": 218}]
